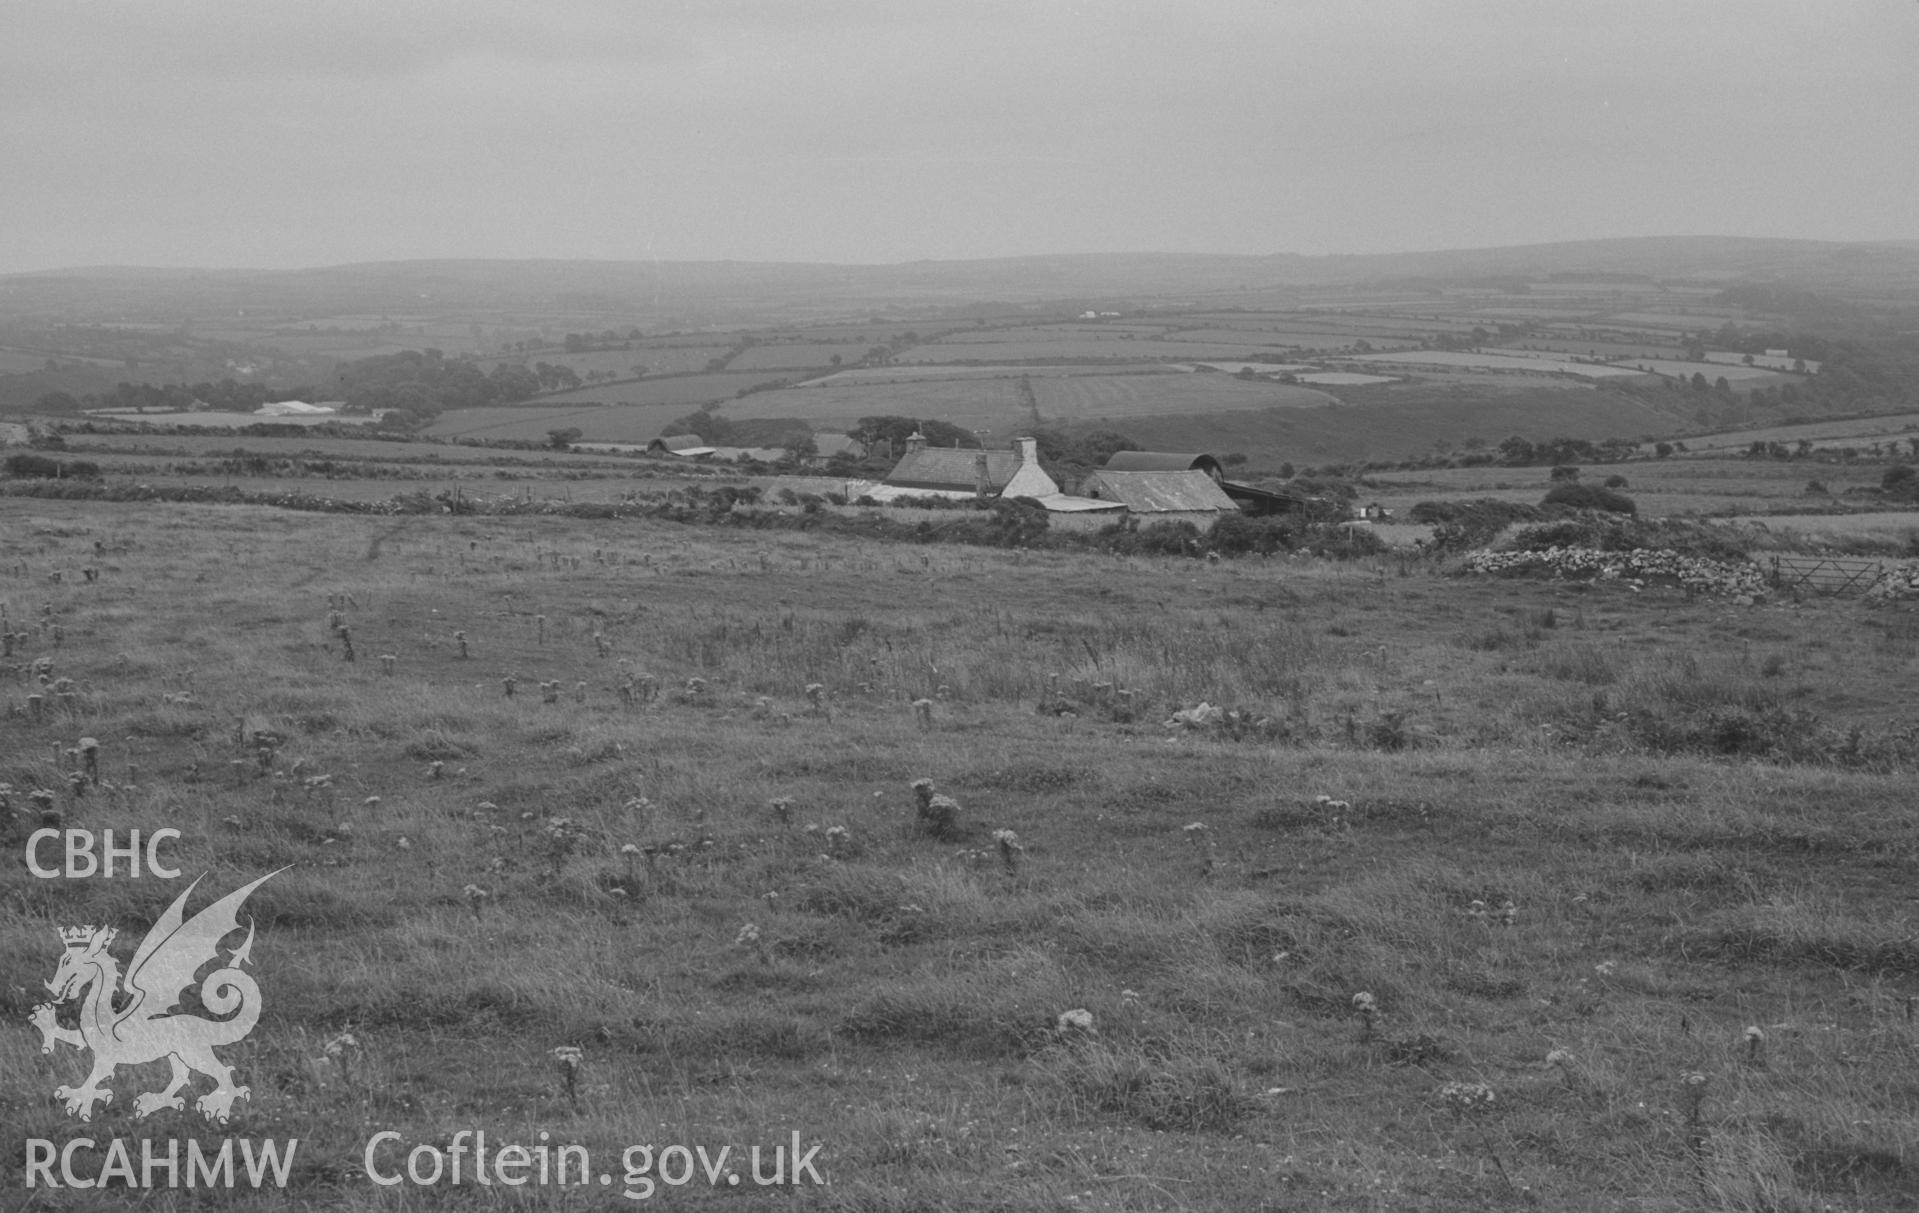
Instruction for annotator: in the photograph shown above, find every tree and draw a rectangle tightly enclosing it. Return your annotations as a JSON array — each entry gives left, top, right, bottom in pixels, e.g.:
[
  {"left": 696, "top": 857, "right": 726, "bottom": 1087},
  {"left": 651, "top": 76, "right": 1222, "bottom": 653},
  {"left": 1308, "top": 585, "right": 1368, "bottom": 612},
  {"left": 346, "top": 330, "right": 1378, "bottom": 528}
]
[
  {"left": 1543, "top": 483, "right": 1635, "bottom": 514},
  {"left": 546, "top": 428, "right": 583, "bottom": 450},
  {"left": 33, "top": 391, "right": 81, "bottom": 414},
  {"left": 489, "top": 363, "right": 540, "bottom": 403}
]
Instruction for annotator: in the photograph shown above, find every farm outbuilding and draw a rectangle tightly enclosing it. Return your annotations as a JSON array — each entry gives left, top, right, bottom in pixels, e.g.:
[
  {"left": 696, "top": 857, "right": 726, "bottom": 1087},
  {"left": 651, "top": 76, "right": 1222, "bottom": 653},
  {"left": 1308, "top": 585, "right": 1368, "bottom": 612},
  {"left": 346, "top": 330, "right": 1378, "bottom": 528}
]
[
  {"left": 1101, "top": 451, "right": 1226, "bottom": 481},
  {"left": 1076, "top": 468, "right": 1239, "bottom": 526},
  {"left": 647, "top": 434, "right": 711, "bottom": 455},
  {"left": 1101, "top": 449, "right": 1322, "bottom": 516}
]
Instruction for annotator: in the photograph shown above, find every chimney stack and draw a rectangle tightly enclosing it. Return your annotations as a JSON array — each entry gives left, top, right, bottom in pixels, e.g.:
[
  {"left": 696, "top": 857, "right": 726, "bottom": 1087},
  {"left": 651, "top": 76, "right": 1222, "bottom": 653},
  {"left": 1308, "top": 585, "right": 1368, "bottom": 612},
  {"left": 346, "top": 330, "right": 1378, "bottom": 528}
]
[
  {"left": 1015, "top": 436, "right": 1037, "bottom": 463},
  {"left": 905, "top": 431, "right": 927, "bottom": 454}
]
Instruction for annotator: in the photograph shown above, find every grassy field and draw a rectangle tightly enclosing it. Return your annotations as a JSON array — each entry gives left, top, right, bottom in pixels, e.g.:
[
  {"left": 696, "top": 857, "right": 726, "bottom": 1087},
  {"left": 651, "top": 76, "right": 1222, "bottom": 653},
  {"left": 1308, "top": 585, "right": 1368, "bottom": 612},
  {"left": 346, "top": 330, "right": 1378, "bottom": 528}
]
[
  {"left": 3, "top": 495, "right": 1916, "bottom": 1212},
  {"left": 425, "top": 404, "right": 698, "bottom": 444},
  {"left": 1103, "top": 385, "right": 1687, "bottom": 473},
  {"left": 518, "top": 373, "right": 796, "bottom": 410},
  {"left": 1362, "top": 460, "right": 1901, "bottom": 520}
]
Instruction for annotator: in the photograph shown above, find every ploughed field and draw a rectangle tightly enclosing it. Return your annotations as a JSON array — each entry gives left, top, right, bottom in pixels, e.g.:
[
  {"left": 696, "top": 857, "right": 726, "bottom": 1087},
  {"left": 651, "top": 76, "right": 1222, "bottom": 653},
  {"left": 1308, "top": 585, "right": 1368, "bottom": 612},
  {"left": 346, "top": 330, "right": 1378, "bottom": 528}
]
[{"left": 2, "top": 497, "right": 1916, "bottom": 1211}]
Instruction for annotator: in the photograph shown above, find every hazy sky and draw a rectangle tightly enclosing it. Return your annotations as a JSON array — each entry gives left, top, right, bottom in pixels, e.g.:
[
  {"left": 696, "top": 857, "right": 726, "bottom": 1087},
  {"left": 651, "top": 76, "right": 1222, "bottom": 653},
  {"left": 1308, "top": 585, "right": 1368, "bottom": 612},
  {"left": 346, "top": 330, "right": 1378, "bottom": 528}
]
[{"left": 6, "top": 1, "right": 1917, "bottom": 272}]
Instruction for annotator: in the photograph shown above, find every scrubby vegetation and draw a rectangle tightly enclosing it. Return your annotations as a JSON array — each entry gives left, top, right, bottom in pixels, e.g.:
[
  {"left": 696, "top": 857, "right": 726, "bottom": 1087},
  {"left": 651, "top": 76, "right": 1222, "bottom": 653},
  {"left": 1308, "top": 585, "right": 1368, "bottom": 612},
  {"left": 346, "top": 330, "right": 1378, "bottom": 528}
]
[{"left": 3, "top": 496, "right": 1915, "bottom": 1212}]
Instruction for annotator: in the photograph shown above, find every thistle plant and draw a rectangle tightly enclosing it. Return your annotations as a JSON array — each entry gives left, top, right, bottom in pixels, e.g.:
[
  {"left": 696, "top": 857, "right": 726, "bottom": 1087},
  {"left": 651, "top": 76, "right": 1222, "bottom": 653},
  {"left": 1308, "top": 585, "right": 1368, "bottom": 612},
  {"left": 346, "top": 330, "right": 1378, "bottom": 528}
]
[
  {"left": 1743, "top": 1025, "right": 1766, "bottom": 1067},
  {"left": 768, "top": 796, "right": 794, "bottom": 828},
  {"left": 912, "top": 698, "right": 934, "bottom": 729},
  {"left": 462, "top": 883, "right": 490, "bottom": 922},
  {"left": 992, "top": 828, "right": 1023, "bottom": 875},
  {"left": 1352, "top": 991, "right": 1380, "bottom": 1041},
  {"left": 735, "top": 922, "right": 770, "bottom": 965},
  {"left": 910, "top": 779, "right": 960, "bottom": 839},
  {"left": 1679, "top": 1071, "right": 1710, "bottom": 1155},
  {"left": 1183, "top": 821, "right": 1215, "bottom": 878},
  {"left": 824, "top": 824, "right": 851, "bottom": 859},
  {"left": 551, "top": 1045, "right": 583, "bottom": 1108},
  {"left": 454, "top": 629, "right": 469, "bottom": 659},
  {"left": 542, "top": 817, "right": 588, "bottom": 877},
  {"left": 324, "top": 1031, "right": 361, "bottom": 1087},
  {"left": 1545, "top": 1048, "right": 1576, "bottom": 1089},
  {"left": 1438, "top": 1081, "right": 1510, "bottom": 1188}
]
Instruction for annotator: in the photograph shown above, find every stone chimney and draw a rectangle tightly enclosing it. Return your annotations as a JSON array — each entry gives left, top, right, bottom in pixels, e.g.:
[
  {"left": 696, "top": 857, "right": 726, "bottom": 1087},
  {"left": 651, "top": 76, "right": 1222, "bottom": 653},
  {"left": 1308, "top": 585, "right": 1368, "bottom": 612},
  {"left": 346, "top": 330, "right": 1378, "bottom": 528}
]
[
  {"left": 905, "top": 431, "right": 927, "bottom": 455},
  {"left": 975, "top": 451, "right": 991, "bottom": 498},
  {"left": 1014, "top": 436, "right": 1038, "bottom": 463}
]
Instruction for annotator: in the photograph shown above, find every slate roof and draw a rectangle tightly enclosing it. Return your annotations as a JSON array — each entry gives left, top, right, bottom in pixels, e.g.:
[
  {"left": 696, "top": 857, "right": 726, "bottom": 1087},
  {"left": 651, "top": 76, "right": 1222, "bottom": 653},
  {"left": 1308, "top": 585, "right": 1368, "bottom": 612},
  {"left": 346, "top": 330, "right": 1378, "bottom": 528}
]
[
  {"left": 883, "top": 447, "right": 1020, "bottom": 492},
  {"left": 1078, "top": 469, "right": 1239, "bottom": 513}
]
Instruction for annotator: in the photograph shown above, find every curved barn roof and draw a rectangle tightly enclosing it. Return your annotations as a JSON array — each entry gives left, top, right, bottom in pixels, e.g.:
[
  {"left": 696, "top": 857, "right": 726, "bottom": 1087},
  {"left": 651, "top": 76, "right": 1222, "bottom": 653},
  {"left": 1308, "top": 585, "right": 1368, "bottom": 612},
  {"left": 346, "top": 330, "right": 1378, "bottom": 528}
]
[
  {"left": 1080, "top": 469, "right": 1238, "bottom": 513},
  {"left": 1102, "top": 451, "right": 1224, "bottom": 479}
]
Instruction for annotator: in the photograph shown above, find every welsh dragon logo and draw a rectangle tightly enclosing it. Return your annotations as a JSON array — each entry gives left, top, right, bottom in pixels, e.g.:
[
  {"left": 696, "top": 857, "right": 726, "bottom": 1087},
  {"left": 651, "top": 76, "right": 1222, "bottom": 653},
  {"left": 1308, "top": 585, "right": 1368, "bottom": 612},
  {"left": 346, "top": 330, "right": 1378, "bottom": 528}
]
[{"left": 31, "top": 870, "right": 281, "bottom": 1123}]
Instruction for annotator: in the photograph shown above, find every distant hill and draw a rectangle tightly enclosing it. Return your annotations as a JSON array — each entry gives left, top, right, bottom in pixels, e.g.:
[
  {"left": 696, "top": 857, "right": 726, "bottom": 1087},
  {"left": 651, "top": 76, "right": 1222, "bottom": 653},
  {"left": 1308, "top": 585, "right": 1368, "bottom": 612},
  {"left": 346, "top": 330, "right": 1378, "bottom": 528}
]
[{"left": 6, "top": 237, "right": 1919, "bottom": 327}]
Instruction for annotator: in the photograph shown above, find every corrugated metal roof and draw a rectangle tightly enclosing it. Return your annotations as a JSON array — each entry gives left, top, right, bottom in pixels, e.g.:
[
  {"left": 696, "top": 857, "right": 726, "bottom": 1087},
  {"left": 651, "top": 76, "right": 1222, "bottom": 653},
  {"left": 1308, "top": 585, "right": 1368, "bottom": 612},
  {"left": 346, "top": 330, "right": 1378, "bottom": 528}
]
[
  {"left": 884, "top": 447, "right": 1018, "bottom": 492},
  {"left": 1103, "top": 451, "right": 1224, "bottom": 478},
  {"left": 1080, "top": 470, "right": 1239, "bottom": 513}
]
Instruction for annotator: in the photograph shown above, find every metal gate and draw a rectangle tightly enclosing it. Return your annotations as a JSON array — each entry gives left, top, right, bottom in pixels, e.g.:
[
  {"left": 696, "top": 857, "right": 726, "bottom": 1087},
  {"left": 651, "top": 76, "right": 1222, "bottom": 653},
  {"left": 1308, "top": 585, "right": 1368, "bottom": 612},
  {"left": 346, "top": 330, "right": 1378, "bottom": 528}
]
[{"left": 1768, "top": 555, "right": 1884, "bottom": 596}]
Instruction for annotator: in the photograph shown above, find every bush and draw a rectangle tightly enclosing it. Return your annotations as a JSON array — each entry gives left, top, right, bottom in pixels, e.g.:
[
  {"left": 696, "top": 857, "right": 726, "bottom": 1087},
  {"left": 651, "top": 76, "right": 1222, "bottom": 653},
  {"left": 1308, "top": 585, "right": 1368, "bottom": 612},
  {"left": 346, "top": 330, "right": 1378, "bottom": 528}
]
[
  {"left": 1542, "top": 483, "right": 1636, "bottom": 515},
  {"left": 4, "top": 453, "right": 101, "bottom": 479},
  {"left": 1604, "top": 475, "right": 1629, "bottom": 489},
  {"left": 1206, "top": 513, "right": 1388, "bottom": 558},
  {"left": 1409, "top": 498, "right": 1543, "bottom": 551}
]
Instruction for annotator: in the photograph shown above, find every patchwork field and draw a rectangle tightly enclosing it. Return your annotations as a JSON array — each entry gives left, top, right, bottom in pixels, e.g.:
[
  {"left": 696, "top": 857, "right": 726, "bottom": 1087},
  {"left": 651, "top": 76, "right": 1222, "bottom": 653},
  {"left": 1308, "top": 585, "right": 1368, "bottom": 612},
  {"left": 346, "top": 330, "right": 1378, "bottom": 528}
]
[
  {"left": 1355, "top": 351, "right": 1655, "bottom": 379},
  {"left": 2, "top": 495, "right": 1916, "bottom": 1212},
  {"left": 425, "top": 404, "right": 703, "bottom": 444}
]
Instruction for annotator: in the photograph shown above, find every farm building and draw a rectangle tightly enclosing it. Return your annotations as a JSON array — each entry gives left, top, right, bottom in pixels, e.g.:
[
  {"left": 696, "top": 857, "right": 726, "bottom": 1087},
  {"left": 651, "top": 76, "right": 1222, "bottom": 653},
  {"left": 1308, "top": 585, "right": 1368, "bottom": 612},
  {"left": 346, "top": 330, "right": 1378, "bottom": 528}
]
[
  {"left": 647, "top": 434, "right": 710, "bottom": 455},
  {"left": 879, "top": 433, "right": 1060, "bottom": 500},
  {"left": 1102, "top": 449, "right": 1321, "bottom": 516},
  {"left": 1101, "top": 451, "right": 1226, "bottom": 480},
  {"left": 1076, "top": 467, "right": 1239, "bottom": 526},
  {"left": 252, "top": 400, "right": 343, "bottom": 417},
  {"left": 848, "top": 435, "right": 1123, "bottom": 522}
]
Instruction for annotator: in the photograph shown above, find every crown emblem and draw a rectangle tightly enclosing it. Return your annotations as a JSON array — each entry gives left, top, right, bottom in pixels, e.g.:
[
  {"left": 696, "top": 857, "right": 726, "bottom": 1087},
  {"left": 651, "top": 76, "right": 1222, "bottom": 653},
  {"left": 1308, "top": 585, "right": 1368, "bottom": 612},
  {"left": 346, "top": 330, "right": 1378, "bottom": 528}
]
[{"left": 59, "top": 925, "right": 113, "bottom": 948}]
